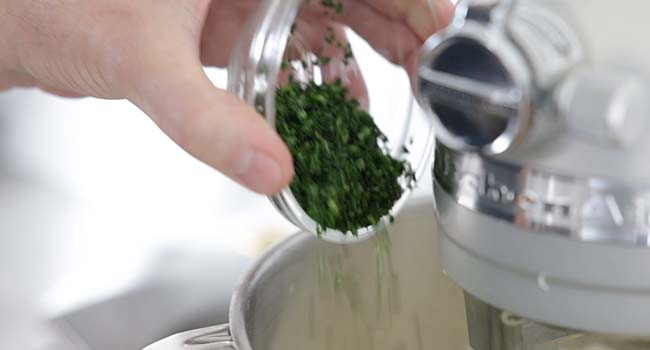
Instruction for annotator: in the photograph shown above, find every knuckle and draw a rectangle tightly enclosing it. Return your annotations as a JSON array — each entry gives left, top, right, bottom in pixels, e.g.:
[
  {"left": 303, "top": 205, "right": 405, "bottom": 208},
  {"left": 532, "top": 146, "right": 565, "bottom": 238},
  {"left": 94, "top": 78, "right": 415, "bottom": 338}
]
[
  {"left": 167, "top": 112, "right": 198, "bottom": 153},
  {"left": 84, "top": 5, "right": 150, "bottom": 89},
  {"left": 171, "top": 107, "right": 241, "bottom": 172}
]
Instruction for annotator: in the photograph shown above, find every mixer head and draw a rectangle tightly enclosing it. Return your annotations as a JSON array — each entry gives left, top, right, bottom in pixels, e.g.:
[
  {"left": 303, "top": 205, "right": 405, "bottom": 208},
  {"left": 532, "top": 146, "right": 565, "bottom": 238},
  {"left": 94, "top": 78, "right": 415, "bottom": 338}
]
[{"left": 417, "top": 0, "right": 650, "bottom": 340}]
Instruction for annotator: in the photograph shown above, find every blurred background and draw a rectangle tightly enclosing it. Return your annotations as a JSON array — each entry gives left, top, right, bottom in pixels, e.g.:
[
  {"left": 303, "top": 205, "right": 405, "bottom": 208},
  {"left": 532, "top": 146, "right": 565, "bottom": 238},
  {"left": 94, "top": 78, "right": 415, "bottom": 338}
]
[{"left": 0, "top": 31, "right": 433, "bottom": 349}]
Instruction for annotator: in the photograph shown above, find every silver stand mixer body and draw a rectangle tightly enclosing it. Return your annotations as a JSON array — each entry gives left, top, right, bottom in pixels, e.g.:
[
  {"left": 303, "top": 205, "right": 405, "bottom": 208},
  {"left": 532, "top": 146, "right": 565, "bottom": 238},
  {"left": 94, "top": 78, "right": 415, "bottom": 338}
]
[{"left": 419, "top": 0, "right": 650, "bottom": 344}]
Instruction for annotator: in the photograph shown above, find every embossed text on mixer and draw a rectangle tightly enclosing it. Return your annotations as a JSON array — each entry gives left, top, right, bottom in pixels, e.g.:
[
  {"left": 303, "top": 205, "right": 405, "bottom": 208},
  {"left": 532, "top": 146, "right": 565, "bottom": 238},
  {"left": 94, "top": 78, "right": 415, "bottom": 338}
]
[{"left": 435, "top": 146, "right": 650, "bottom": 240}]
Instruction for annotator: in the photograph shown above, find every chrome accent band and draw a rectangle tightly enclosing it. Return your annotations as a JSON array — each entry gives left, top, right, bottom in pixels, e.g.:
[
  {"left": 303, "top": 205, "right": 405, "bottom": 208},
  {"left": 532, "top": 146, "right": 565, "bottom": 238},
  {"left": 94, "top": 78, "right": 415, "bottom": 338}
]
[{"left": 434, "top": 143, "right": 650, "bottom": 246}]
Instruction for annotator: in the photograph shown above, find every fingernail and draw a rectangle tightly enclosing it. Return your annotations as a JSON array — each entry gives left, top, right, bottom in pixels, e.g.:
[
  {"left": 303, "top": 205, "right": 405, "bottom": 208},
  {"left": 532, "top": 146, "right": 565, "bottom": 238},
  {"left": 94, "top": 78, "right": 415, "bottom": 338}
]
[{"left": 235, "top": 149, "right": 285, "bottom": 194}]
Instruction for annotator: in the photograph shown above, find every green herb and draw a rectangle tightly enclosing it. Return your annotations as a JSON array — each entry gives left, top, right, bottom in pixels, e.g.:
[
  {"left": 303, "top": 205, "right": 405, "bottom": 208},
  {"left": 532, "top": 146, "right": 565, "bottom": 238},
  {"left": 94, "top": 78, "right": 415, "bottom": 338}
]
[
  {"left": 320, "top": 0, "right": 344, "bottom": 14},
  {"left": 343, "top": 43, "right": 354, "bottom": 65},
  {"left": 275, "top": 80, "right": 415, "bottom": 235},
  {"left": 324, "top": 27, "right": 336, "bottom": 45},
  {"left": 274, "top": 0, "right": 414, "bottom": 235}
]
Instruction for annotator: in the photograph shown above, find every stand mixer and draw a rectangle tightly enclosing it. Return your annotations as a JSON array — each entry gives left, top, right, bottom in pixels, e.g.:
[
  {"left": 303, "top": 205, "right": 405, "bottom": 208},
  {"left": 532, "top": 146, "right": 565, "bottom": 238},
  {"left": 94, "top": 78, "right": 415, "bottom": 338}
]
[{"left": 419, "top": 0, "right": 650, "bottom": 346}]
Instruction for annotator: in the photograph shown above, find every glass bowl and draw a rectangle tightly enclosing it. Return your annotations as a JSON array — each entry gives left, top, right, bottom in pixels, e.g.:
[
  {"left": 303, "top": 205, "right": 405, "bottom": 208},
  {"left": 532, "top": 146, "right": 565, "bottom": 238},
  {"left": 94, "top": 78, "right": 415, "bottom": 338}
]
[{"left": 227, "top": 0, "right": 434, "bottom": 243}]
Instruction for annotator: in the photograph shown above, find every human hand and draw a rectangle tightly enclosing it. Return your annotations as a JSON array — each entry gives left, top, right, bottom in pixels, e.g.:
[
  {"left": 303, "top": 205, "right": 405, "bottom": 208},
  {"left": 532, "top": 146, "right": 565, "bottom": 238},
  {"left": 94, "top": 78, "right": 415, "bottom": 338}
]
[{"left": 0, "top": 0, "right": 452, "bottom": 194}]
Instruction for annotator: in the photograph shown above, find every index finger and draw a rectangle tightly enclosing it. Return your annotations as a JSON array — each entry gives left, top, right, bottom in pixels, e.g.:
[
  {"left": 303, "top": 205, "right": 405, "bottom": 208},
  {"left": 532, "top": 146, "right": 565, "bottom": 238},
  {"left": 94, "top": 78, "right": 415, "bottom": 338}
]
[
  {"left": 302, "top": 0, "right": 453, "bottom": 69},
  {"left": 358, "top": 0, "right": 454, "bottom": 40}
]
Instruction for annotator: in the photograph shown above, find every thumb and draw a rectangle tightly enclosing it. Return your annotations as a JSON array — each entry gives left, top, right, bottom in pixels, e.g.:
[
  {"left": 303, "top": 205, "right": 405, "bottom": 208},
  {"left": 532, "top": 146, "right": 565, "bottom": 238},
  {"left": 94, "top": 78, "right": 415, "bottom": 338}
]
[{"left": 127, "top": 53, "right": 294, "bottom": 194}]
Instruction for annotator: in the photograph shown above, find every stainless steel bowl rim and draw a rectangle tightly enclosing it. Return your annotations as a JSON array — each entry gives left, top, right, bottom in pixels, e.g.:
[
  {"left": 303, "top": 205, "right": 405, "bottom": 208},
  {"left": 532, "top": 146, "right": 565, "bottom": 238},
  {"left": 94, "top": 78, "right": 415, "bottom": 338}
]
[
  {"left": 229, "top": 232, "right": 308, "bottom": 350},
  {"left": 142, "top": 233, "right": 309, "bottom": 350}
]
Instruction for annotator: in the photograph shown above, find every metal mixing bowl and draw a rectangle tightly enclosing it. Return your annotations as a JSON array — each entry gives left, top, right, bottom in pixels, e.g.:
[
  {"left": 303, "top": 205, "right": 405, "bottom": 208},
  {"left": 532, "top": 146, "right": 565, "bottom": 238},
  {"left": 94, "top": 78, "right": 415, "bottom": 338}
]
[
  {"left": 144, "top": 198, "right": 468, "bottom": 350},
  {"left": 145, "top": 197, "right": 650, "bottom": 350}
]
